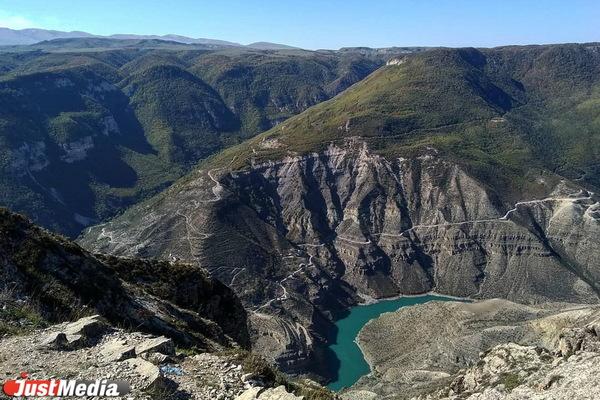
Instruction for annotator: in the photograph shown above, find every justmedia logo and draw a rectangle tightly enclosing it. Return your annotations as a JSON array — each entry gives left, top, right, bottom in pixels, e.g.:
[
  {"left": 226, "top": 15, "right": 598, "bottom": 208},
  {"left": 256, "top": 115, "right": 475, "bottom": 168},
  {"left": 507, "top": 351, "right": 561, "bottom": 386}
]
[{"left": 3, "top": 372, "right": 131, "bottom": 397}]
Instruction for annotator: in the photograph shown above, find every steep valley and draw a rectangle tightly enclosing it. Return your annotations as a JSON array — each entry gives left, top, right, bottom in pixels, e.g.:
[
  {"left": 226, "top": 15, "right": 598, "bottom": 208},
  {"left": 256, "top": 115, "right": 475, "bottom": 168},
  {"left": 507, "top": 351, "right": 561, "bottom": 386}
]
[
  {"left": 1, "top": 39, "right": 600, "bottom": 399},
  {"left": 80, "top": 140, "right": 600, "bottom": 381},
  {"left": 0, "top": 207, "right": 334, "bottom": 399},
  {"left": 78, "top": 43, "right": 600, "bottom": 388},
  {"left": 0, "top": 41, "right": 399, "bottom": 236}
]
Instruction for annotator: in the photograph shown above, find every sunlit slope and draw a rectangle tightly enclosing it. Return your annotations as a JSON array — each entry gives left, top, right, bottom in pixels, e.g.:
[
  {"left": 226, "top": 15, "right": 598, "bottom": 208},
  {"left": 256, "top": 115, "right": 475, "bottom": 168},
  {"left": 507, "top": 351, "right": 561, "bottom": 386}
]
[
  {"left": 208, "top": 44, "right": 600, "bottom": 198},
  {"left": 0, "top": 46, "right": 391, "bottom": 235}
]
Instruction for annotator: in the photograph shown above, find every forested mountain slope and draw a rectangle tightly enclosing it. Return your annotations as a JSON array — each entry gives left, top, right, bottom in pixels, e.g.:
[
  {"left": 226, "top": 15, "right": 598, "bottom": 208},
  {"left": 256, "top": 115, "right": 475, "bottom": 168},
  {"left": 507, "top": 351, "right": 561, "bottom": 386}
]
[{"left": 0, "top": 42, "right": 397, "bottom": 235}]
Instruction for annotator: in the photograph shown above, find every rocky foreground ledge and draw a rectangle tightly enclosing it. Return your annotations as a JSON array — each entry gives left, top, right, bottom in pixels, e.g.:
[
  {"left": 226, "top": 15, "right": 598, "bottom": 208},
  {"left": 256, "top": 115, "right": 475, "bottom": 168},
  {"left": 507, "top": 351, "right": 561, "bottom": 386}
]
[{"left": 0, "top": 315, "right": 322, "bottom": 400}]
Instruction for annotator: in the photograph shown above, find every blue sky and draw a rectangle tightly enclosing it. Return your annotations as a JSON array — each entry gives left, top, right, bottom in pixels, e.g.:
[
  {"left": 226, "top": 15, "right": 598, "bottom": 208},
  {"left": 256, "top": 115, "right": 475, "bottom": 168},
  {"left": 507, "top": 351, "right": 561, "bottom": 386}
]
[{"left": 0, "top": 0, "right": 598, "bottom": 49}]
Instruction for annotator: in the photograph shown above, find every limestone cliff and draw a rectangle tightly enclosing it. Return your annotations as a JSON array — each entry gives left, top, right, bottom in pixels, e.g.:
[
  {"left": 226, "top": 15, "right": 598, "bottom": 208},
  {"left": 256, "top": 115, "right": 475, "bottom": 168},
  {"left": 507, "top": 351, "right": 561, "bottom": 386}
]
[{"left": 79, "top": 141, "right": 600, "bottom": 376}]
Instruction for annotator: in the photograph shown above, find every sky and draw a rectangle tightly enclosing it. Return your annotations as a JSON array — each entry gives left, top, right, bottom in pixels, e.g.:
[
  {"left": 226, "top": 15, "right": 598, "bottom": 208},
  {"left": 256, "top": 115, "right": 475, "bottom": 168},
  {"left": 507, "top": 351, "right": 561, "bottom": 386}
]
[{"left": 0, "top": 0, "right": 599, "bottom": 49}]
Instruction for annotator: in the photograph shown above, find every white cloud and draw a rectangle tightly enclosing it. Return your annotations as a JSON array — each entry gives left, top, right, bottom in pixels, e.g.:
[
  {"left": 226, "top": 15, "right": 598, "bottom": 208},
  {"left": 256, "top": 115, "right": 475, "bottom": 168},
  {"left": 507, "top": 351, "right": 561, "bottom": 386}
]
[{"left": 0, "top": 12, "right": 36, "bottom": 30}]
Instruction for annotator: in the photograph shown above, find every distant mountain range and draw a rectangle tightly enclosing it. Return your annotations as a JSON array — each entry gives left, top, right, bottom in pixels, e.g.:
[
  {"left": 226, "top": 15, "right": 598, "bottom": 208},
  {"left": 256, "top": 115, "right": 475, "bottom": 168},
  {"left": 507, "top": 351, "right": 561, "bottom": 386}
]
[{"left": 0, "top": 27, "right": 298, "bottom": 50}]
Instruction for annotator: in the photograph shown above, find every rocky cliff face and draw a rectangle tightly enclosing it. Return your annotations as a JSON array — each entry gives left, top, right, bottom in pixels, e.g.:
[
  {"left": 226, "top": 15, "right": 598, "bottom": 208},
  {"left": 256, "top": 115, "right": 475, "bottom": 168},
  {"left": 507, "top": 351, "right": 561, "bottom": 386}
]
[{"left": 80, "top": 140, "right": 600, "bottom": 376}]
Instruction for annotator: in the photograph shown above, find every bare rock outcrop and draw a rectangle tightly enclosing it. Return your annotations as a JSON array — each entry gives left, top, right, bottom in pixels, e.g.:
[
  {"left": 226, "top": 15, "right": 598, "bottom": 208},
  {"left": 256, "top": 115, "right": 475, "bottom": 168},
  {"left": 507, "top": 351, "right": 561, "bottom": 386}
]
[
  {"left": 341, "top": 300, "right": 600, "bottom": 399},
  {"left": 80, "top": 142, "right": 600, "bottom": 376},
  {"left": 414, "top": 315, "right": 600, "bottom": 400}
]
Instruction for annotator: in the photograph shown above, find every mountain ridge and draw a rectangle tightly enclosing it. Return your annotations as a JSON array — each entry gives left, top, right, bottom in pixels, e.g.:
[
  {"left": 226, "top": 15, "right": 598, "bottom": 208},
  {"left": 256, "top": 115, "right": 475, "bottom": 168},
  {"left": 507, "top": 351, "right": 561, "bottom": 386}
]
[
  {"left": 79, "top": 43, "right": 600, "bottom": 379},
  {"left": 0, "top": 27, "right": 240, "bottom": 47},
  {"left": 0, "top": 27, "right": 306, "bottom": 50},
  {"left": 0, "top": 44, "right": 401, "bottom": 235}
]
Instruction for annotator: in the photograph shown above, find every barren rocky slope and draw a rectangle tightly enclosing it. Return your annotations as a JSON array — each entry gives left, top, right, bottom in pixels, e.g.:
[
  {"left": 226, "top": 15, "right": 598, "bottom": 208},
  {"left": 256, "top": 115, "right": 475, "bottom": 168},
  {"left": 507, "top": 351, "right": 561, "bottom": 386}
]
[
  {"left": 342, "top": 299, "right": 600, "bottom": 399},
  {"left": 409, "top": 303, "right": 600, "bottom": 400},
  {"left": 80, "top": 141, "right": 600, "bottom": 377},
  {"left": 0, "top": 315, "right": 326, "bottom": 400}
]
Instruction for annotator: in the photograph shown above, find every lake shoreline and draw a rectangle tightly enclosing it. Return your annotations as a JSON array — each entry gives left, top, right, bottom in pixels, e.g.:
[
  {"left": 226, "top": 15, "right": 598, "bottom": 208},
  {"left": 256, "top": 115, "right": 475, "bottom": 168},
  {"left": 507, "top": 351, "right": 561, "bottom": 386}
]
[
  {"left": 327, "top": 294, "right": 464, "bottom": 391},
  {"left": 356, "top": 290, "right": 473, "bottom": 305},
  {"left": 353, "top": 293, "right": 474, "bottom": 381}
]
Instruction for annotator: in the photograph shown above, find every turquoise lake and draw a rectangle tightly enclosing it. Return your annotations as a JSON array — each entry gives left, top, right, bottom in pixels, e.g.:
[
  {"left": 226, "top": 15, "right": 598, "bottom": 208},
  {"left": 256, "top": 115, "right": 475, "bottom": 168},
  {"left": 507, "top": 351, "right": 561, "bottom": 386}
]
[{"left": 326, "top": 294, "right": 458, "bottom": 391}]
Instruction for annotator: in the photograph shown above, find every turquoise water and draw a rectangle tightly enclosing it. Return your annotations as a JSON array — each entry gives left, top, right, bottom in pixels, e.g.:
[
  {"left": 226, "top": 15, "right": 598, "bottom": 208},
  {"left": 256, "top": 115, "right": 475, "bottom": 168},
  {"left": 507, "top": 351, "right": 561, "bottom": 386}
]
[{"left": 326, "top": 294, "right": 458, "bottom": 391}]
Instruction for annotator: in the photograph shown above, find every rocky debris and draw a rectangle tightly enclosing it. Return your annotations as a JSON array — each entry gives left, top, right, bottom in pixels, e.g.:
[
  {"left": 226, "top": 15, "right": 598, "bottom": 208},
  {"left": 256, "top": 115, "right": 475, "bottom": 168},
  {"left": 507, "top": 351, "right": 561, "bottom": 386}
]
[
  {"left": 236, "top": 385, "right": 304, "bottom": 399},
  {"left": 0, "top": 316, "right": 256, "bottom": 399},
  {"left": 178, "top": 353, "right": 248, "bottom": 399},
  {"left": 342, "top": 300, "right": 600, "bottom": 399},
  {"left": 341, "top": 391, "right": 378, "bottom": 400}
]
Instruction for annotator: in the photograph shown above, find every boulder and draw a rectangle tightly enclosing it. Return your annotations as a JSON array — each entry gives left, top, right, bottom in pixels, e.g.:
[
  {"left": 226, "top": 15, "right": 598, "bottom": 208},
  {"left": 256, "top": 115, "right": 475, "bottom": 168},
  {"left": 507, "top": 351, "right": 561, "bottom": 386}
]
[
  {"left": 586, "top": 320, "right": 600, "bottom": 337},
  {"left": 558, "top": 329, "right": 585, "bottom": 357},
  {"left": 258, "top": 386, "right": 304, "bottom": 399},
  {"left": 65, "top": 334, "right": 84, "bottom": 348},
  {"left": 235, "top": 386, "right": 305, "bottom": 400},
  {"left": 99, "top": 339, "right": 136, "bottom": 362},
  {"left": 121, "top": 358, "right": 163, "bottom": 390},
  {"left": 142, "top": 352, "right": 170, "bottom": 365},
  {"left": 64, "top": 315, "right": 109, "bottom": 339},
  {"left": 236, "top": 387, "right": 263, "bottom": 400},
  {"left": 135, "top": 336, "right": 175, "bottom": 356},
  {"left": 40, "top": 332, "right": 68, "bottom": 349}
]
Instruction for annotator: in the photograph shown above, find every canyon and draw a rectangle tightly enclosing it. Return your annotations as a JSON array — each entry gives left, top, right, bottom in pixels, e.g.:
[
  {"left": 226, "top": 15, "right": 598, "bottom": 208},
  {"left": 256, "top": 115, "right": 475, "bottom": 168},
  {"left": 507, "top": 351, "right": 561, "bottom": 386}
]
[
  {"left": 80, "top": 140, "right": 600, "bottom": 382},
  {"left": 1, "top": 39, "right": 599, "bottom": 399}
]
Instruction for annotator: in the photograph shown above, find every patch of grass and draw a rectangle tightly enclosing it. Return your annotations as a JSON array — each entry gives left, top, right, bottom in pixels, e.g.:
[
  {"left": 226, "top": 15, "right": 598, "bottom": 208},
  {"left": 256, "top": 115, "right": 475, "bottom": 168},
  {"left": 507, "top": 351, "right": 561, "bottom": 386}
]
[
  {"left": 499, "top": 372, "right": 522, "bottom": 392},
  {"left": 175, "top": 346, "right": 203, "bottom": 357},
  {"left": 0, "top": 285, "right": 48, "bottom": 336}
]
